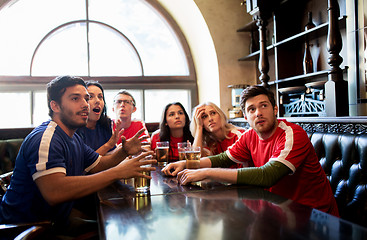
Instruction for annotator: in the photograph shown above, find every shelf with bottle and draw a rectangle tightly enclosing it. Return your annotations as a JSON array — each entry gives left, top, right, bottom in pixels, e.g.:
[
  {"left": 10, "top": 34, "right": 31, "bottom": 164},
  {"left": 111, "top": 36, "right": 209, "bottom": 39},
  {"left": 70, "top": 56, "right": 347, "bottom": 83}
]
[
  {"left": 275, "top": 15, "right": 346, "bottom": 47},
  {"left": 268, "top": 66, "right": 348, "bottom": 85},
  {"left": 238, "top": 16, "right": 346, "bottom": 62}
]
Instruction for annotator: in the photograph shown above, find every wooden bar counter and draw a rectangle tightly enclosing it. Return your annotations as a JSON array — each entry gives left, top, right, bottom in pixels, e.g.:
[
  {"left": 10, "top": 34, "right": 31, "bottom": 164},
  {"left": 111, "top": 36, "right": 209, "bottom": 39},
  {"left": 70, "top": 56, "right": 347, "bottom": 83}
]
[{"left": 97, "top": 167, "right": 367, "bottom": 240}]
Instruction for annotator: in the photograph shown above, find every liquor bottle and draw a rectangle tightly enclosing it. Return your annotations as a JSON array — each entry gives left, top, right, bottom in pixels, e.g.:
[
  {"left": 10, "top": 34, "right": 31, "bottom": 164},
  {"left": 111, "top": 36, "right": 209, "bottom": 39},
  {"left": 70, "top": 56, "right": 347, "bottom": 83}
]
[
  {"left": 305, "top": 12, "right": 316, "bottom": 31},
  {"left": 303, "top": 41, "right": 313, "bottom": 74}
]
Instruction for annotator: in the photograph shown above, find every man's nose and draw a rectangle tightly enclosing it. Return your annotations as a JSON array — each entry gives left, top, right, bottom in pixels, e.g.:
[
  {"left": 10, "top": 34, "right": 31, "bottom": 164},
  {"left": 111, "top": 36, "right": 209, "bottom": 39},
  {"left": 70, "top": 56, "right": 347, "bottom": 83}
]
[
  {"left": 255, "top": 108, "right": 262, "bottom": 117},
  {"left": 83, "top": 99, "right": 89, "bottom": 108}
]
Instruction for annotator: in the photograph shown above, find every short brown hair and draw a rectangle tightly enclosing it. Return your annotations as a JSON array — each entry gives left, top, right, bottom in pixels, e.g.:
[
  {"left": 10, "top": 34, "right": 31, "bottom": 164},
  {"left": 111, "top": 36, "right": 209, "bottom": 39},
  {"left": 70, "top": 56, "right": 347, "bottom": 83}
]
[
  {"left": 240, "top": 85, "right": 276, "bottom": 112},
  {"left": 113, "top": 89, "right": 136, "bottom": 106},
  {"left": 47, "top": 76, "right": 86, "bottom": 117}
]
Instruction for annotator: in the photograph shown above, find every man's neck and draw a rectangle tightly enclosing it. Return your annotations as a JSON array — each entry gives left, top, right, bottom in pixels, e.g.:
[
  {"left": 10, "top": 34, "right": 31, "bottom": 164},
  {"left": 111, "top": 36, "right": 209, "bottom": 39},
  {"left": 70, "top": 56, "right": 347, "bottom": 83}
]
[
  {"left": 52, "top": 118, "right": 76, "bottom": 138},
  {"left": 257, "top": 120, "right": 278, "bottom": 140},
  {"left": 119, "top": 117, "right": 132, "bottom": 129}
]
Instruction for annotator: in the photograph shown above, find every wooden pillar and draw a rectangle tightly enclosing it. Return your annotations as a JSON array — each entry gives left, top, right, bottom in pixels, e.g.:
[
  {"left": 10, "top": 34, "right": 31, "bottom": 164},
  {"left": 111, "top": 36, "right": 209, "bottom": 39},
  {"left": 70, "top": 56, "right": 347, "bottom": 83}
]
[
  {"left": 325, "top": 0, "right": 349, "bottom": 116},
  {"left": 246, "top": 0, "right": 273, "bottom": 89},
  {"left": 255, "top": 15, "right": 270, "bottom": 88}
]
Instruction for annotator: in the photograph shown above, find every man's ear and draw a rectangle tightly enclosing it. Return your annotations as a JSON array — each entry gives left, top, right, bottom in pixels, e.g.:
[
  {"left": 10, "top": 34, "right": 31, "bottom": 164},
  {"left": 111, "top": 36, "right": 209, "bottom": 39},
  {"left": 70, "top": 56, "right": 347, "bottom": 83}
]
[
  {"left": 132, "top": 106, "right": 137, "bottom": 113},
  {"left": 242, "top": 110, "right": 247, "bottom": 120},
  {"left": 50, "top": 100, "right": 60, "bottom": 113},
  {"left": 274, "top": 105, "right": 278, "bottom": 116}
]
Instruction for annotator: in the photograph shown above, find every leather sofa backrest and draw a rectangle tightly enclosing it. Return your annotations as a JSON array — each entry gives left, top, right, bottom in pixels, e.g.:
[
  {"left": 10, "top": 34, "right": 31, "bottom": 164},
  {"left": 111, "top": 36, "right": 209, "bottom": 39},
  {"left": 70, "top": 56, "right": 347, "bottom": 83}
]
[
  {"left": 0, "top": 139, "right": 23, "bottom": 175},
  {"left": 310, "top": 132, "right": 367, "bottom": 226}
]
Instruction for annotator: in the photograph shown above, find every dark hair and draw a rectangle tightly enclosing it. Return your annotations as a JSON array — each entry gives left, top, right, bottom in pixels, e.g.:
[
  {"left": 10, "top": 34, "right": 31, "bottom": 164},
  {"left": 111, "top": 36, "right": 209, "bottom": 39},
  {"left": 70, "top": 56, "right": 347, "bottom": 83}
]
[
  {"left": 47, "top": 75, "right": 86, "bottom": 117},
  {"left": 159, "top": 102, "right": 194, "bottom": 143},
  {"left": 113, "top": 89, "right": 136, "bottom": 106},
  {"left": 240, "top": 85, "right": 276, "bottom": 113},
  {"left": 85, "top": 80, "right": 112, "bottom": 131}
]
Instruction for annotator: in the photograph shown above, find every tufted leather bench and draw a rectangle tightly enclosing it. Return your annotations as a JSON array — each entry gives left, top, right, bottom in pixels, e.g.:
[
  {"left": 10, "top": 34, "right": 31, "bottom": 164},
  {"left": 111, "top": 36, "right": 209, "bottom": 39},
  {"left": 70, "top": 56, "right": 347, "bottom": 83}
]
[
  {"left": 310, "top": 132, "right": 367, "bottom": 226},
  {"left": 0, "top": 139, "right": 23, "bottom": 175}
]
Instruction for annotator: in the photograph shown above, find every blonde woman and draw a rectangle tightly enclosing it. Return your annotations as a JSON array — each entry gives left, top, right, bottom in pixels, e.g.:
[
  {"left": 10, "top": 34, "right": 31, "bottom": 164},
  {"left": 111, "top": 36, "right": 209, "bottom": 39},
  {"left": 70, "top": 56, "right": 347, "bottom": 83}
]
[{"left": 190, "top": 102, "right": 246, "bottom": 168}]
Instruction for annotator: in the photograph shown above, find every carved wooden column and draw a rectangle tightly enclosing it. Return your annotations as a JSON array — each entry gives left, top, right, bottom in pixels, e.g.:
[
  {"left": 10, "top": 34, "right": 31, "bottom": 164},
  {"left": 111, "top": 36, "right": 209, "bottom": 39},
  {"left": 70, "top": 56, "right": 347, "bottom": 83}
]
[
  {"left": 246, "top": 0, "right": 273, "bottom": 89},
  {"left": 325, "top": 0, "right": 349, "bottom": 116},
  {"left": 255, "top": 16, "right": 270, "bottom": 88}
]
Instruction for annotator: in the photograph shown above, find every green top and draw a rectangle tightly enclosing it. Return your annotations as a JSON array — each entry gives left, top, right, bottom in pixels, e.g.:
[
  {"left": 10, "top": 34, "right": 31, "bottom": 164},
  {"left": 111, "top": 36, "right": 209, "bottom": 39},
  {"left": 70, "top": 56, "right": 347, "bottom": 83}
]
[{"left": 208, "top": 152, "right": 291, "bottom": 187}]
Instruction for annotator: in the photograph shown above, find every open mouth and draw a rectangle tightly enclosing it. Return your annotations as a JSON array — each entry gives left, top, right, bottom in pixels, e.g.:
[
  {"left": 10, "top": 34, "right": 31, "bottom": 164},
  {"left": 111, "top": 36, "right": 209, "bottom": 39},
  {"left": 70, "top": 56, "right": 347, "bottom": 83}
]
[
  {"left": 93, "top": 108, "right": 101, "bottom": 113},
  {"left": 78, "top": 111, "right": 89, "bottom": 117}
]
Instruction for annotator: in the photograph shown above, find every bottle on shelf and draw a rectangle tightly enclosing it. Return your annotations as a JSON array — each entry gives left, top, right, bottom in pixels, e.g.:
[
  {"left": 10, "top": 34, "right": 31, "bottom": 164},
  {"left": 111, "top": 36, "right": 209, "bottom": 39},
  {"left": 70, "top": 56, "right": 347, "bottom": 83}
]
[
  {"left": 303, "top": 40, "right": 313, "bottom": 74},
  {"left": 305, "top": 12, "right": 316, "bottom": 31}
]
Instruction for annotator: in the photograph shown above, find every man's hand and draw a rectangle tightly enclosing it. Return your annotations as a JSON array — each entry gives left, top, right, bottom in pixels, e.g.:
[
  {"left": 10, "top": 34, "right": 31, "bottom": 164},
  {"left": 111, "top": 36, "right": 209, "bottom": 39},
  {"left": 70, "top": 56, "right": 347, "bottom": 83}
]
[
  {"left": 107, "top": 119, "right": 124, "bottom": 148},
  {"left": 122, "top": 128, "right": 150, "bottom": 156},
  {"left": 161, "top": 160, "right": 186, "bottom": 176},
  {"left": 177, "top": 169, "right": 207, "bottom": 185},
  {"left": 115, "top": 151, "right": 156, "bottom": 180}
]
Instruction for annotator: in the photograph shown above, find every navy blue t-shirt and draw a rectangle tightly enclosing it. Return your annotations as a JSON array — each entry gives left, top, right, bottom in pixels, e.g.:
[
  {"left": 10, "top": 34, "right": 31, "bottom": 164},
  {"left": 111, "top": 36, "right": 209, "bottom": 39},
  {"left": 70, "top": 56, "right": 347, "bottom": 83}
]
[
  {"left": 0, "top": 120, "right": 99, "bottom": 224},
  {"left": 76, "top": 122, "right": 114, "bottom": 151}
]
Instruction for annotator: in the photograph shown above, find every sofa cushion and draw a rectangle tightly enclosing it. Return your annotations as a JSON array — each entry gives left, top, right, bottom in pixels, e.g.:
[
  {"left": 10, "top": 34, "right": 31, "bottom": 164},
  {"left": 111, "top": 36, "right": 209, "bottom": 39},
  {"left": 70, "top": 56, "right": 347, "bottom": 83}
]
[
  {"left": 0, "top": 139, "right": 23, "bottom": 175},
  {"left": 310, "top": 132, "right": 367, "bottom": 226}
]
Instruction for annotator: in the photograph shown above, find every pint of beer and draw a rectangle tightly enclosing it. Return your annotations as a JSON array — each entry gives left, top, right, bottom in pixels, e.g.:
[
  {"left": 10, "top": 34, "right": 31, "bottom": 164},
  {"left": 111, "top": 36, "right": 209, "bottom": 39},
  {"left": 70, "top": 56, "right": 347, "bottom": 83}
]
[
  {"left": 156, "top": 141, "right": 169, "bottom": 166},
  {"left": 134, "top": 155, "right": 152, "bottom": 193},
  {"left": 185, "top": 146, "right": 201, "bottom": 169},
  {"left": 177, "top": 141, "right": 191, "bottom": 160}
]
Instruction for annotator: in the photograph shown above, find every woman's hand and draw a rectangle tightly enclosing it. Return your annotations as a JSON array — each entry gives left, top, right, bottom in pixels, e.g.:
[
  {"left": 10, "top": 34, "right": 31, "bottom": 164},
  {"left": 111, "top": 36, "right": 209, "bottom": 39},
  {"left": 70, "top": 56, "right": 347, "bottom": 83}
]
[{"left": 194, "top": 106, "right": 206, "bottom": 129}]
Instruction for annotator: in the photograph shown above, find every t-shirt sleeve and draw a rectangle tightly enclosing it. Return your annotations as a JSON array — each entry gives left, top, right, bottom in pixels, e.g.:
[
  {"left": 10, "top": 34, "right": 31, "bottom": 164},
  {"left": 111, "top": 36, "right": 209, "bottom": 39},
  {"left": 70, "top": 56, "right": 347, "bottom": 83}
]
[
  {"left": 150, "top": 130, "right": 160, "bottom": 150},
  {"left": 226, "top": 131, "right": 252, "bottom": 165},
  {"left": 30, "top": 132, "right": 68, "bottom": 180},
  {"left": 82, "top": 143, "right": 100, "bottom": 172},
  {"left": 139, "top": 121, "right": 151, "bottom": 144},
  {"left": 269, "top": 123, "right": 312, "bottom": 173}
]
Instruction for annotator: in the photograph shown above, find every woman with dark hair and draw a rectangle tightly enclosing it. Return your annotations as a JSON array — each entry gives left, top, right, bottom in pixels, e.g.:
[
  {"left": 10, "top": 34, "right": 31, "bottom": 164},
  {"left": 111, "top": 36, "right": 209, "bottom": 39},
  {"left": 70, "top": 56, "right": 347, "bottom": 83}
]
[
  {"left": 77, "top": 80, "right": 123, "bottom": 155},
  {"left": 151, "top": 102, "right": 194, "bottom": 162}
]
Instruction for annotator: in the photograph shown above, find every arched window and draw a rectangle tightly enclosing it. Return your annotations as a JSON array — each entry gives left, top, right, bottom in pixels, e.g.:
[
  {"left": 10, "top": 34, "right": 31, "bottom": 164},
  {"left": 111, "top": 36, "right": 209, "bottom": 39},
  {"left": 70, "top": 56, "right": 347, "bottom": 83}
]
[{"left": 0, "top": 0, "right": 196, "bottom": 127}]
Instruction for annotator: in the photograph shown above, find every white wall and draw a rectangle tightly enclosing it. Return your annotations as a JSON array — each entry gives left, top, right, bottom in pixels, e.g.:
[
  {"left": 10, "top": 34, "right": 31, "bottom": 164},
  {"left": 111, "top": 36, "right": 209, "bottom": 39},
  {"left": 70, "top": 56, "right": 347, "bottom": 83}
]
[{"left": 157, "top": 0, "right": 221, "bottom": 107}]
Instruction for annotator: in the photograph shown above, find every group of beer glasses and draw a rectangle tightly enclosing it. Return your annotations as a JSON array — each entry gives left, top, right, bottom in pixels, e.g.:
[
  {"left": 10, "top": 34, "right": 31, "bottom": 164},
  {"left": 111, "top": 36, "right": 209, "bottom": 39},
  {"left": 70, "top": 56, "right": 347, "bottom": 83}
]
[
  {"left": 134, "top": 141, "right": 202, "bottom": 194},
  {"left": 155, "top": 141, "right": 201, "bottom": 169}
]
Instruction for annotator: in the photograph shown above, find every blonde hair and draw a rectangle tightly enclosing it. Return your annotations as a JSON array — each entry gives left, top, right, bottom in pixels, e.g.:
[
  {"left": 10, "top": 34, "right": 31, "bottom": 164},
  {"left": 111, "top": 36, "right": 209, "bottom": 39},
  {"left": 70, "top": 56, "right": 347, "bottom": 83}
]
[{"left": 190, "top": 102, "right": 237, "bottom": 148}]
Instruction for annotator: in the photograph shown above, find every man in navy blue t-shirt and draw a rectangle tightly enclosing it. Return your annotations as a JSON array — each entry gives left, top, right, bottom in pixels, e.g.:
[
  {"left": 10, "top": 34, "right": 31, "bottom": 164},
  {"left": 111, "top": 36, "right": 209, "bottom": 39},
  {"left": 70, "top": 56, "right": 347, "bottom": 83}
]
[{"left": 0, "top": 76, "right": 155, "bottom": 232}]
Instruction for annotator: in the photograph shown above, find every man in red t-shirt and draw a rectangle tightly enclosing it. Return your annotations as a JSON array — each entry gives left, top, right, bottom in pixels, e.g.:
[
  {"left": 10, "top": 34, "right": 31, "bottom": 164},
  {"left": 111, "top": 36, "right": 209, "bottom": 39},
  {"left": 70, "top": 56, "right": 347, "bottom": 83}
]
[
  {"left": 112, "top": 90, "right": 150, "bottom": 146},
  {"left": 162, "top": 85, "right": 339, "bottom": 217}
]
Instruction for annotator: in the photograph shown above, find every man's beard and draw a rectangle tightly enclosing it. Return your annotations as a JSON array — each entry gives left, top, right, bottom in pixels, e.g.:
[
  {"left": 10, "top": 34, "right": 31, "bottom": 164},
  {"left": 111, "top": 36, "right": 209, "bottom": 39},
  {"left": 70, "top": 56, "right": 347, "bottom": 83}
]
[
  {"left": 59, "top": 106, "right": 87, "bottom": 130},
  {"left": 254, "top": 117, "right": 277, "bottom": 136}
]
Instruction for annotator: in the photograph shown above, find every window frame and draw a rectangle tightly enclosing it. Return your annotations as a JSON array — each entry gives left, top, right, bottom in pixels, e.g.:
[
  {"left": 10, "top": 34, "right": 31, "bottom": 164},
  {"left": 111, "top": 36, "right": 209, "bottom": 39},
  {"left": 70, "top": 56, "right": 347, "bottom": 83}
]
[{"left": 0, "top": 0, "right": 198, "bottom": 125}]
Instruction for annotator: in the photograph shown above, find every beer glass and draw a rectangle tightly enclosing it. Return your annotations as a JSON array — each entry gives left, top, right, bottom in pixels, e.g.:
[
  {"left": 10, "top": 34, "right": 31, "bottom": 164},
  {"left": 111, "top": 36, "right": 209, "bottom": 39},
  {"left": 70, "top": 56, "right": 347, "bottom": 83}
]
[
  {"left": 134, "top": 155, "right": 152, "bottom": 193},
  {"left": 177, "top": 142, "right": 191, "bottom": 160},
  {"left": 156, "top": 141, "right": 169, "bottom": 166},
  {"left": 185, "top": 146, "right": 201, "bottom": 169}
]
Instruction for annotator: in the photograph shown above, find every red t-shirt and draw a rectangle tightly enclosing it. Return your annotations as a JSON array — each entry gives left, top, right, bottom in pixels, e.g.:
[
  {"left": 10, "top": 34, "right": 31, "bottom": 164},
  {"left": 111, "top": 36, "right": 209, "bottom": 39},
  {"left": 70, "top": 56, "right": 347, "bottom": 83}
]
[
  {"left": 227, "top": 120, "right": 339, "bottom": 216},
  {"left": 151, "top": 130, "right": 183, "bottom": 163},
  {"left": 113, "top": 119, "right": 150, "bottom": 145}
]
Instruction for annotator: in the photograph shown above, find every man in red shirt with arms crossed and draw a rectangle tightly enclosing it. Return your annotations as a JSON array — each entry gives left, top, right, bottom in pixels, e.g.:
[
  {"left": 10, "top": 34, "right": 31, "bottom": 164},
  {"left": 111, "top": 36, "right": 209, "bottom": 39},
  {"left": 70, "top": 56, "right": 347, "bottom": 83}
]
[{"left": 162, "top": 85, "right": 339, "bottom": 217}]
